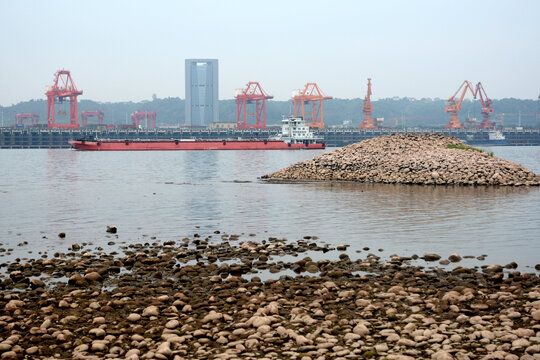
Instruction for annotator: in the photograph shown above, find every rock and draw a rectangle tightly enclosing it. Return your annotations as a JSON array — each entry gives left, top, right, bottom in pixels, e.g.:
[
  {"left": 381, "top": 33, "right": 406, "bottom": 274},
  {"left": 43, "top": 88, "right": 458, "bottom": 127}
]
[
  {"left": 249, "top": 315, "right": 272, "bottom": 328},
  {"left": 257, "top": 324, "right": 271, "bottom": 334},
  {"left": 58, "top": 232, "right": 66, "bottom": 238},
  {"left": 202, "top": 311, "right": 223, "bottom": 323},
  {"left": 25, "top": 347, "right": 38, "bottom": 355},
  {"left": 106, "top": 226, "right": 117, "bottom": 233},
  {"left": 127, "top": 313, "right": 141, "bottom": 322},
  {"left": 397, "top": 338, "right": 416, "bottom": 347},
  {"left": 424, "top": 254, "right": 441, "bottom": 261},
  {"left": 432, "top": 350, "right": 454, "bottom": 360},
  {"left": 5, "top": 299, "right": 24, "bottom": 311},
  {"left": 156, "top": 342, "right": 172, "bottom": 357},
  {"left": 29, "top": 278, "right": 45, "bottom": 288},
  {"left": 1, "top": 351, "right": 17, "bottom": 360},
  {"left": 68, "top": 273, "right": 88, "bottom": 286},
  {"left": 142, "top": 305, "right": 159, "bottom": 317},
  {"left": 89, "top": 328, "right": 106, "bottom": 337},
  {"left": 91, "top": 341, "right": 107, "bottom": 352},
  {"left": 84, "top": 271, "right": 103, "bottom": 282},
  {"left": 511, "top": 338, "right": 530, "bottom": 348},
  {"left": 71, "top": 243, "right": 81, "bottom": 251},
  {"left": 93, "top": 316, "right": 106, "bottom": 325},
  {"left": 442, "top": 291, "right": 460, "bottom": 304},
  {"left": 352, "top": 323, "right": 369, "bottom": 336},
  {"left": 165, "top": 319, "right": 179, "bottom": 329},
  {"left": 448, "top": 253, "right": 462, "bottom": 262}
]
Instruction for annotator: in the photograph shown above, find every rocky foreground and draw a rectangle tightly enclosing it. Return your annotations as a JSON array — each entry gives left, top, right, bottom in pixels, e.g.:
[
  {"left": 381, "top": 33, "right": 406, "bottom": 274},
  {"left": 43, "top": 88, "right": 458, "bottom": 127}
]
[
  {"left": 263, "top": 134, "right": 540, "bottom": 186},
  {"left": 0, "top": 234, "right": 539, "bottom": 360}
]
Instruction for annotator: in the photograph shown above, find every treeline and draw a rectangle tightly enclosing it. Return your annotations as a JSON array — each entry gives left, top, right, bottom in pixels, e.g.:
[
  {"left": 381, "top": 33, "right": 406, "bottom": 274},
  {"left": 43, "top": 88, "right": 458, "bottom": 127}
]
[{"left": 1, "top": 97, "right": 539, "bottom": 128}]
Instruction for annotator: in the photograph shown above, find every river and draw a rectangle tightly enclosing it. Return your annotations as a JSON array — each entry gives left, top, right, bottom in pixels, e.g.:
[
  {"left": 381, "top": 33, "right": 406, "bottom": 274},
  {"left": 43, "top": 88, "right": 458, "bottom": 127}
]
[{"left": 0, "top": 146, "right": 539, "bottom": 273}]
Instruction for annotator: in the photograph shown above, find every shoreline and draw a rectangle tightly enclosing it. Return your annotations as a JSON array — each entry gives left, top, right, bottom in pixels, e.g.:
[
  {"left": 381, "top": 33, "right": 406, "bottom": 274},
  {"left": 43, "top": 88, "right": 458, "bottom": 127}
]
[{"left": 1, "top": 233, "right": 539, "bottom": 359}]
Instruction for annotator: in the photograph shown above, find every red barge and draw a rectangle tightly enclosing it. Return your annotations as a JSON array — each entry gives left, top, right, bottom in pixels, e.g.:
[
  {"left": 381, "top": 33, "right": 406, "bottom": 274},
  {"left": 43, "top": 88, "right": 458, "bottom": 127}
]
[{"left": 70, "top": 118, "right": 326, "bottom": 151}]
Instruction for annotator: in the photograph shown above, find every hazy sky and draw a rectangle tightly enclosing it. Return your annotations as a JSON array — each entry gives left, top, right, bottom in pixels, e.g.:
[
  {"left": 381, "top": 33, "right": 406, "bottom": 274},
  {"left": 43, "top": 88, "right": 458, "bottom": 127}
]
[{"left": 1, "top": 0, "right": 539, "bottom": 105}]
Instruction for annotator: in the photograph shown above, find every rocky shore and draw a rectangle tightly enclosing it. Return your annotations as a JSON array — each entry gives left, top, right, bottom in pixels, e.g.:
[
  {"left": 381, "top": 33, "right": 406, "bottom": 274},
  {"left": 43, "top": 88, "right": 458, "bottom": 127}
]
[
  {"left": 1, "top": 233, "right": 539, "bottom": 360},
  {"left": 262, "top": 134, "right": 540, "bottom": 186}
]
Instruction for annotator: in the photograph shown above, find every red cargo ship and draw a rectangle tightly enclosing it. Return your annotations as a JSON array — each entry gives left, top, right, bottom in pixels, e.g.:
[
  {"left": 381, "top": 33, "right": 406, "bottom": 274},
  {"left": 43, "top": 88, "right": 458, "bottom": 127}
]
[{"left": 70, "top": 117, "right": 326, "bottom": 151}]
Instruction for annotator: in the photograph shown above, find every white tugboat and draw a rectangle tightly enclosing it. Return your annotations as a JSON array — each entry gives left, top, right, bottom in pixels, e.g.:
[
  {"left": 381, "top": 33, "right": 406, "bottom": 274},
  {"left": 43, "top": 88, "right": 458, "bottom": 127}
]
[{"left": 272, "top": 117, "right": 325, "bottom": 145}]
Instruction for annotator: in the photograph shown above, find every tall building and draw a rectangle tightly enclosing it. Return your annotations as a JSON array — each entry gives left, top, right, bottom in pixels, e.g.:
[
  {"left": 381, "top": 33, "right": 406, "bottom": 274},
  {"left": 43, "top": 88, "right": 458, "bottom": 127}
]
[{"left": 185, "top": 59, "right": 219, "bottom": 126}]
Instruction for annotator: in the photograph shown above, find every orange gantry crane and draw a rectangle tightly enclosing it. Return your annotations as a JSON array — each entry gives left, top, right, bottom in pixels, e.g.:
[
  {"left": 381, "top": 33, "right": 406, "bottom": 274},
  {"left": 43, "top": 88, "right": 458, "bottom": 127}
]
[
  {"left": 445, "top": 80, "right": 475, "bottom": 129},
  {"left": 15, "top": 112, "right": 40, "bottom": 126},
  {"left": 359, "top": 78, "right": 377, "bottom": 129},
  {"left": 474, "top": 82, "right": 495, "bottom": 130},
  {"left": 81, "top": 110, "right": 104, "bottom": 127},
  {"left": 291, "top": 83, "right": 332, "bottom": 128},
  {"left": 46, "top": 70, "right": 83, "bottom": 129},
  {"left": 235, "top": 82, "right": 273, "bottom": 129},
  {"left": 131, "top": 111, "right": 156, "bottom": 129}
]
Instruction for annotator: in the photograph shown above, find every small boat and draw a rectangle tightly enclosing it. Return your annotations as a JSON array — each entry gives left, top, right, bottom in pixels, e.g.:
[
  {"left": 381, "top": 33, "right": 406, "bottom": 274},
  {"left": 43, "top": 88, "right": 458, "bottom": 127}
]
[
  {"left": 465, "top": 130, "right": 508, "bottom": 146},
  {"left": 69, "top": 117, "right": 326, "bottom": 151},
  {"left": 487, "top": 130, "right": 508, "bottom": 145}
]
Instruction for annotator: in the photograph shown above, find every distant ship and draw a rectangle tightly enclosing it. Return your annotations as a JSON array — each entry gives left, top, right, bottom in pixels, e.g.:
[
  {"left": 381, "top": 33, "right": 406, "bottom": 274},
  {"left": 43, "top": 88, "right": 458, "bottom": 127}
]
[
  {"left": 465, "top": 130, "right": 508, "bottom": 145},
  {"left": 69, "top": 117, "right": 326, "bottom": 151}
]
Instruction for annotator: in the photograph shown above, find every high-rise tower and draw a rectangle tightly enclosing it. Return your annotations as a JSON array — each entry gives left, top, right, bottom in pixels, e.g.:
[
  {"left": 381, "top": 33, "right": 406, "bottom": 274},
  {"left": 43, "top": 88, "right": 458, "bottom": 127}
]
[{"left": 185, "top": 59, "right": 219, "bottom": 126}]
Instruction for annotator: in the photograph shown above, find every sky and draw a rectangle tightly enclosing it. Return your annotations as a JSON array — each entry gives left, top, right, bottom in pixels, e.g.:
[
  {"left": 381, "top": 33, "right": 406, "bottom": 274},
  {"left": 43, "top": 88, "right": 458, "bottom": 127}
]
[{"left": 0, "top": 0, "right": 539, "bottom": 106}]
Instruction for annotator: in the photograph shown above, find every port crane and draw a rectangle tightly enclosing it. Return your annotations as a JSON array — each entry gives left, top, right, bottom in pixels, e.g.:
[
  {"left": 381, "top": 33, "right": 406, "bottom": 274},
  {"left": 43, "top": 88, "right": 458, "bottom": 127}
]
[
  {"left": 81, "top": 110, "right": 104, "bottom": 127},
  {"left": 46, "top": 70, "right": 83, "bottom": 129},
  {"left": 359, "top": 78, "right": 377, "bottom": 129},
  {"left": 291, "top": 83, "right": 332, "bottom": 129},
  {"left": 235, "top": 82, "right": 273, "bottom": 129},
  {"left": 131, "top": 111, "right": 156, "bottom": 129},
  {"left": 474, "top": 82, "right": 495, "bottom": 130},
  {"left": 445, "top": 80, "right": 475, "bottom": 129},
  {"left": 15, "top": 112, "right": 40, "bottom": 126}
]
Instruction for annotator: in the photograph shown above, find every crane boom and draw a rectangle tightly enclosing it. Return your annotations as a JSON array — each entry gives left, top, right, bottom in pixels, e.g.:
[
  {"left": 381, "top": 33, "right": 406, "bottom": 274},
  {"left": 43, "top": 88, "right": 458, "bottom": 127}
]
[
  {"left": 474, "top": 82, "right": 495, "bottom": 129},
  {"left": 445, "top": 80, "right": 475, "bottom": 129},
  {"left": 359, "top": 78, "right": 377, "bottom": 129}
]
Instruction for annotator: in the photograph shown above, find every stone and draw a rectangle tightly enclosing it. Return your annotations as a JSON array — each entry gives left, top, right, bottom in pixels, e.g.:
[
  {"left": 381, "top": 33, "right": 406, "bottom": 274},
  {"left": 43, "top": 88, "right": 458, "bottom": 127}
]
[
  {"left": 84, "top": 271, "right": 103, "bottom": 282},
  {"left": 91, "top": 341, "right": 107, "bottom": 352},
  {"left": 142, "top": 305, "right": 159, "bottom": 317},
  {"left": 202, "top": 311, "right": 223, "bottom": 323},
  {"left": 93, "top": 316, "right": 106, "bottom": 325},
  {"left": 431, "top": 350, "right": 454, "bottom": 360},
  {"left": 165, "top": 319, "right": 179, "bottom": 329},
  {"left": 106, "top": 225, "right": 118, "bottom": 233},
  {"left": 5, "top": 300, "right": 24, "bottom": 311},
  {"left": 68, "top": 273, "right": 87, "bottom": 286},
  {"left": 1, "top": 352, "right": 17, "bottom": 360},
  {"left": 397, "top": 338, "right": 416, "bottom": 347},
  {"left": 352, "top": 323, "right": 369, "bottom": 336},
  {"left": 127, "top": 313, "right": 141, "bottom": 322},
  {"left": 424, "top": 254, "right": 441, "bottom": 261},
  {"left": 89, "top": 328, "right": 106, "bottom": 337},
  {"left": 25, "top": 347, "right": 38, "bottom": 355},
  {"left": 448, "top": 254, "right": 462, "bottom": 262}
]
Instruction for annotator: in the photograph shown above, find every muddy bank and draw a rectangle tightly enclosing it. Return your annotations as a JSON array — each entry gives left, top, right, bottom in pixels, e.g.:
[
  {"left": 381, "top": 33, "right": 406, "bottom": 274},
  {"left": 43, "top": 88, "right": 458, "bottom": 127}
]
[
  {"left": 263, "top": 134, "right": 540, "bottom": 186},
  {"left": 0, "top": 233, "right": 539, "bottom": 359}
]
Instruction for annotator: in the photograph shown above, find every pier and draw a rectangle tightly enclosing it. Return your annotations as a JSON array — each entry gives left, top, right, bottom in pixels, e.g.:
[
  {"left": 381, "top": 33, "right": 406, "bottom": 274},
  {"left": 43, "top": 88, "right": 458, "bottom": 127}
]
[{"left": 1, "top": 127, "right": 539, "bottom": 149}]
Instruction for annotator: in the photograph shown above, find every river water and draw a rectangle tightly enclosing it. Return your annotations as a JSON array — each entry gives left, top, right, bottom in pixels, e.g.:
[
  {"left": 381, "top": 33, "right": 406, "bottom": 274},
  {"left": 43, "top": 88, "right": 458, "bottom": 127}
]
[{"left": 1, "top": 146, "right": 539, "bottom": 273}]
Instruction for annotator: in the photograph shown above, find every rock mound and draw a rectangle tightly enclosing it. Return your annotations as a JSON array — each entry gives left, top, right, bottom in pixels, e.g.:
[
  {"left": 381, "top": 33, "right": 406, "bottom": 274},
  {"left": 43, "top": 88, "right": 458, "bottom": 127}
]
[{"left": 263, "top": 133, "right": 540, "bottom": 186}]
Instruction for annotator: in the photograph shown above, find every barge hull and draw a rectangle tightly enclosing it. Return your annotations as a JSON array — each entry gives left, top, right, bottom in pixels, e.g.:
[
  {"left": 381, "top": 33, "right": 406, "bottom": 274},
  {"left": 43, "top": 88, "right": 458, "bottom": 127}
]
[{"left": 69, "top": 140, "right": 326, "bottom": 151}]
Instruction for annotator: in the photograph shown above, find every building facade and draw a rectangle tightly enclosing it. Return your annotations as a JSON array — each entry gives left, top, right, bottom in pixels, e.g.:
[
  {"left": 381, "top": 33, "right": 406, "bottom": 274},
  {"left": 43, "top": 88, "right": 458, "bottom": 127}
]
[{"left": 185, "top": 59, "right": 219, "bottom": 127}]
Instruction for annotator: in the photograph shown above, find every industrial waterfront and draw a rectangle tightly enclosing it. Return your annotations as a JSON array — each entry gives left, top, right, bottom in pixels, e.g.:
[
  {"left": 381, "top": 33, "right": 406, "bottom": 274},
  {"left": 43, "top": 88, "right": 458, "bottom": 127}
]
[{"left": 1, "top": 127, "right": 540, "bottom": 149}]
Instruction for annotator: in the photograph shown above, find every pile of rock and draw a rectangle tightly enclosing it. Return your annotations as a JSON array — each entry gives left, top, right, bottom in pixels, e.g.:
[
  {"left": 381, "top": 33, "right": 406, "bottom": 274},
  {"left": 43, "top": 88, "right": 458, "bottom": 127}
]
[{"left": 263, "top": 133, "right": 540, "bottom": 186}]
